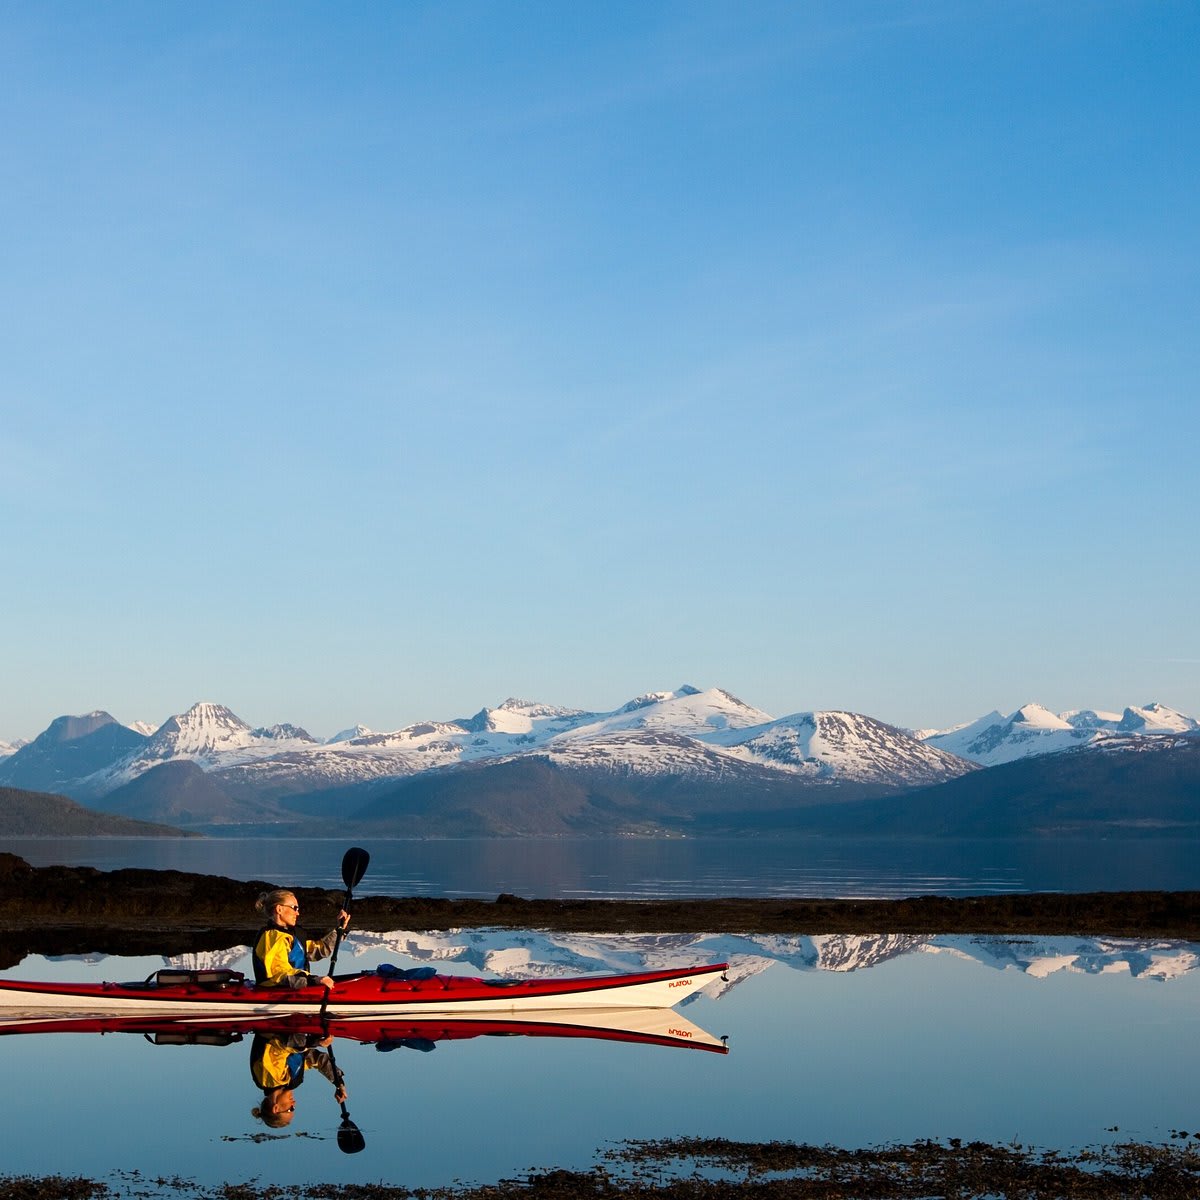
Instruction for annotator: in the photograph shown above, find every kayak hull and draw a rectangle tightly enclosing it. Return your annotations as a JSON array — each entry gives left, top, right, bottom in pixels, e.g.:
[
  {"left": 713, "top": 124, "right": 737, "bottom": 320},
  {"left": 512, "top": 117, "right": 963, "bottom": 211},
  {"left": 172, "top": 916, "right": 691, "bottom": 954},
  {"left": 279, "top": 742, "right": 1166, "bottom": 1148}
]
[{"left": 0, "top": 962, "right": 727, "bottom": 1016}]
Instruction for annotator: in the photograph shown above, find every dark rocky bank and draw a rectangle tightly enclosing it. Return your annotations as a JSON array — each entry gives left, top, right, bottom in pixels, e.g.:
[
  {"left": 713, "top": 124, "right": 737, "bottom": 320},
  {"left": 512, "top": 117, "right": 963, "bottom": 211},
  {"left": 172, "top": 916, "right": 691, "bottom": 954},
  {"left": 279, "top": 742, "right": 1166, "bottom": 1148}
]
[{"left": 1, "top": 852, "right": 1197, "bottom": 970}]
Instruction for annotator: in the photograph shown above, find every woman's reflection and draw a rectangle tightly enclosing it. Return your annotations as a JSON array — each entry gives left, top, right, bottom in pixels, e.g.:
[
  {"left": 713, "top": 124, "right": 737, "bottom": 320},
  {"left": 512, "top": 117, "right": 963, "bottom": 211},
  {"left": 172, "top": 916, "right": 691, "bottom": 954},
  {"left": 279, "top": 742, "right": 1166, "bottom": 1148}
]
[{"left": 249, "top": 1029, "right": 346, "bottom": 1128}]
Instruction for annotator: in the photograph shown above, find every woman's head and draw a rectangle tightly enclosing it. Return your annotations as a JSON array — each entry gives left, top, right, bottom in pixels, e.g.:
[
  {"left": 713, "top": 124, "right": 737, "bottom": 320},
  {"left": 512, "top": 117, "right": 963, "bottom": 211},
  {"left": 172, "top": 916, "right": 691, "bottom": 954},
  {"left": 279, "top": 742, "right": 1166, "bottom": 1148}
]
[
  {"left": 255, "top": 889, "right": 300, "bottom": 926},
  {"left": 251, "top": 1087, "right": 296, "bottom": 1128}
]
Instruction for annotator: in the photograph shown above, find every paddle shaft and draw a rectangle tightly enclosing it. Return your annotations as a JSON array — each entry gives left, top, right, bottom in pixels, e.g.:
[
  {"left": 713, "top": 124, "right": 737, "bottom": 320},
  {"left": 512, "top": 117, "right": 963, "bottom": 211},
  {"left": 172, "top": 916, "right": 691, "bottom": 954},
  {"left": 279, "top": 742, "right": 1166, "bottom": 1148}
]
[{"left": 320, "top": 848, "right": 369, "bottom": 1019}]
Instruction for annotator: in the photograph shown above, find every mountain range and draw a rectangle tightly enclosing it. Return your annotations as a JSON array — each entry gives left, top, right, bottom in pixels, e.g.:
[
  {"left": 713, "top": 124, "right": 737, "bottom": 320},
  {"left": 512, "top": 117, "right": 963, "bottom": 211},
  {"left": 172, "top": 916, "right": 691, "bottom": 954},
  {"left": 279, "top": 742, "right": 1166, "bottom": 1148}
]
[{"left": 1, "top": 687, "right": 1197, "bottom": 837}]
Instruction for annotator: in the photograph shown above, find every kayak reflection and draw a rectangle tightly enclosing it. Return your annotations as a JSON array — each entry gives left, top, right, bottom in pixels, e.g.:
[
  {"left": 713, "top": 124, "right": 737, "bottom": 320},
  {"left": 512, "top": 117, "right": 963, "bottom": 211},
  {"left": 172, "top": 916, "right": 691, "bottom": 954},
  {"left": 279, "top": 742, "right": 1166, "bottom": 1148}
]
[{"left": 0, "top": 1006, "right": 729, "bottom": 1054}]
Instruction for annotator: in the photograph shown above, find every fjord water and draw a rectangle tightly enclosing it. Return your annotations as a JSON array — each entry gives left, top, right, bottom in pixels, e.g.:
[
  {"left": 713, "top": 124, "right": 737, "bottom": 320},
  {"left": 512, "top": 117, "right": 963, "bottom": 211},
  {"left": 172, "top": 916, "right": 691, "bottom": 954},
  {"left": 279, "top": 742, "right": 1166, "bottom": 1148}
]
[
  {"left": 0, "top": 930, "right": 1197, "bottom": 1194},
  {"left": 9, "top": 833, "right": 1200, "bottom": 896}
]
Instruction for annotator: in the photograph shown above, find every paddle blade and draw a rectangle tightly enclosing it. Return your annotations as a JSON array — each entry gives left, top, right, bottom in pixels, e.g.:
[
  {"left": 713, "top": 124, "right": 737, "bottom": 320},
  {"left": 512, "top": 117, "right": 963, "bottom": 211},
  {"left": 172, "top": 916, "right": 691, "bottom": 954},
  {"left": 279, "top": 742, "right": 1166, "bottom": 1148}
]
[
  {"left": 338, "top": 1117, "right": 366, "bottom": 1154},
  {"left": 341, "top": 847, "right": 370, "bottom": 891}
]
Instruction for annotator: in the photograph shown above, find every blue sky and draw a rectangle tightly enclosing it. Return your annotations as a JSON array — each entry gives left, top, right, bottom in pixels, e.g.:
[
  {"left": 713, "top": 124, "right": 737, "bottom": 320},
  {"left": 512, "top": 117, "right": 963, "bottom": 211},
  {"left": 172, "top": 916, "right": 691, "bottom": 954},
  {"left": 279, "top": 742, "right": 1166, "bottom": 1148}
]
[{"left": 2, "top": 1, "right": 1197, "bottom": 740}]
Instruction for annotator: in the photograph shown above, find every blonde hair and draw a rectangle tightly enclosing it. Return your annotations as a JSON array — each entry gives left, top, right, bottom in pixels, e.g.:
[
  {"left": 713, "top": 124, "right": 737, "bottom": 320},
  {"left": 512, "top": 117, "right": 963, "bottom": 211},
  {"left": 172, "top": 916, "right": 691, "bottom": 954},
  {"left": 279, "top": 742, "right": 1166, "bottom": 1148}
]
[
  {"left": 251, "top": 1097, "right": 294, "bottom": 1128},
  {"left": 255, "top": 889, "right": 295, "bottom": 916}
]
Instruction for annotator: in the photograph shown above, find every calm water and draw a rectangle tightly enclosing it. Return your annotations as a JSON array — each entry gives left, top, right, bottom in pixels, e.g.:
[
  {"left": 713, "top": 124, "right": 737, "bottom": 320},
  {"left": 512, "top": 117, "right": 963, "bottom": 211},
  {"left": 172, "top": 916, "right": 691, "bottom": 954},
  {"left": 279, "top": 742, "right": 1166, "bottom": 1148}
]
[
  {"left": 1, "top": 930, "right": 1197, "bottom": 1195},
  {"left": 8, "top": 833, "right": 1200, "bottom": 897}
]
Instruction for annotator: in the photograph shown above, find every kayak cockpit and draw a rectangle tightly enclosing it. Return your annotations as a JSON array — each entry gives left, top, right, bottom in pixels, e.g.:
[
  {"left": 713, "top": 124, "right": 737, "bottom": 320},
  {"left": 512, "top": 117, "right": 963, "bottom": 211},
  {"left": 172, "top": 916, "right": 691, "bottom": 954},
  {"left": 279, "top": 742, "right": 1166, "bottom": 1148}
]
[{"left": 131, "top": 969, "right": 248, "bottom": 991}]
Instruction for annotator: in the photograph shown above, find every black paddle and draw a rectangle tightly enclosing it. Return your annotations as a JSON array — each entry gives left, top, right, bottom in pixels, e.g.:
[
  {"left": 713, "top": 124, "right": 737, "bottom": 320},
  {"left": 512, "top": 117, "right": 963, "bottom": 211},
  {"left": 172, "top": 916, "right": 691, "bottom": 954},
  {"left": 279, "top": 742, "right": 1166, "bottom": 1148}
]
[
  {"left": 322, "top": 847, "right": 370, "bottom": 1152},
  {"left": 320, "top": 846, "right": 369, "bottom": 1019}
]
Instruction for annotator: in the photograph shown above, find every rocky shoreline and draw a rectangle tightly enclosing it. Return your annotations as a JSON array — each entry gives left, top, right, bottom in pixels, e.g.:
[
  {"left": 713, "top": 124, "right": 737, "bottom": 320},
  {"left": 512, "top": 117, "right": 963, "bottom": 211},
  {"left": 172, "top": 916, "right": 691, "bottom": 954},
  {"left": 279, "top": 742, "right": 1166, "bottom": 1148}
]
[
  {"left": 3, "top": 1135, "right": 1199, "bottom": 1198},
  {"left": 1, "top": 852, "right": 1197, "bottom": 968}
]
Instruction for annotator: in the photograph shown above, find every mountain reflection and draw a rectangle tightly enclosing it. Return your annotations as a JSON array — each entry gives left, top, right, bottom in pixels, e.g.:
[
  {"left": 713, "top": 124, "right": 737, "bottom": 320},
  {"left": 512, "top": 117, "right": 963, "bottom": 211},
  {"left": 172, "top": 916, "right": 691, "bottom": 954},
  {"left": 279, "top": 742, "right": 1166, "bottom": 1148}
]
[{"left": 161, "top": 929, "right": 1200, "bottom": 989}]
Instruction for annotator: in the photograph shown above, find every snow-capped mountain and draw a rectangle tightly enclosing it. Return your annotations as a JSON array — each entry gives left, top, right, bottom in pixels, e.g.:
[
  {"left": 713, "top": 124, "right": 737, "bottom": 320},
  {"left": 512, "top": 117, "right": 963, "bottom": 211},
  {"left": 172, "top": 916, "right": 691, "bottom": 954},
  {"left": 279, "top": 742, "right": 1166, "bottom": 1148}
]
[
  {"left": 0, "top": 737, "right": 27, "bottom": 759},
  {"left": 88, "top": 701, "right": 319, "bottom": 795},
  {"left": 1064, "top": 702, "right": 1199, "bottom": 735},
  {"left": 6, "top": 689, "right": 1195, "bottom": 832},
  {"left": 326, "top": 724, "right": 375, "bottom": 744},
  {"left": 561, "top": 686, "right": 770, "bottom": 740},
  {"left": 208, "top": 687, "right": 821, "bottom": 800},
  {"left": 919, "top": 701, "right": 1199, "bottom": 767},
  {"left": 705, "top": 711, "right": 973, "bottom": 787}
]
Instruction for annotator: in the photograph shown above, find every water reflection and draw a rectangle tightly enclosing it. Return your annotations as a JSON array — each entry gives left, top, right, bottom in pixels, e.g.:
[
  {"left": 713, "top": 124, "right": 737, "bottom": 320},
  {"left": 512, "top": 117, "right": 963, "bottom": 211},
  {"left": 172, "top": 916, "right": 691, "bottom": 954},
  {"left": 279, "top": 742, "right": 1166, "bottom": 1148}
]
[
  {"left": 162, "top": 928, "right": 1200, "bottom": 988},
  {"left": 0, "top": 1004, "right": 727, "bottom": 1163},
  {"left": 1, "top": 930, "right": 1197, "bottom": 1193},
  {"left": 14, "top": 833, "right": 1200, "bottom": 896}
]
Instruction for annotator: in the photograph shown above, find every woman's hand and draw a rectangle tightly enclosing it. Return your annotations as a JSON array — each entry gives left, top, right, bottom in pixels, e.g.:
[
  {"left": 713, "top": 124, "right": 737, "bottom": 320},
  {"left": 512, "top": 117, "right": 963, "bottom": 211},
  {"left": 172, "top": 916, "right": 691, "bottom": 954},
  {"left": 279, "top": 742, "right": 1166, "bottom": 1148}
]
[{"left": 336, "top": 909, "right": 351, "bottom": 931}]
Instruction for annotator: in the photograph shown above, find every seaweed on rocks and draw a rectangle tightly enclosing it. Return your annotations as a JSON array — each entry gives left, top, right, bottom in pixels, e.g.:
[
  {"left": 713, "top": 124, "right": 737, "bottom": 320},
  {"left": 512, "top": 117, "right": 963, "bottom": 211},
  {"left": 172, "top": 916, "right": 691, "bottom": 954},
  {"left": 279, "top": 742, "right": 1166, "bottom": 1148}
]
[{"left": 4, "top": 1138, "right": 1200, "bottom": 1198}]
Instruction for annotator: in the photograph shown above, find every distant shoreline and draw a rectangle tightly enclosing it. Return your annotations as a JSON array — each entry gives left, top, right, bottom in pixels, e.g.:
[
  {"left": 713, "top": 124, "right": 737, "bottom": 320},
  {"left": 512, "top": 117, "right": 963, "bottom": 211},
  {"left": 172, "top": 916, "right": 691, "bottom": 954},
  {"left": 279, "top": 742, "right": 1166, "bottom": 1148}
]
[{"left": 1, "top": 854, "right": 1197, "bottom": 966}]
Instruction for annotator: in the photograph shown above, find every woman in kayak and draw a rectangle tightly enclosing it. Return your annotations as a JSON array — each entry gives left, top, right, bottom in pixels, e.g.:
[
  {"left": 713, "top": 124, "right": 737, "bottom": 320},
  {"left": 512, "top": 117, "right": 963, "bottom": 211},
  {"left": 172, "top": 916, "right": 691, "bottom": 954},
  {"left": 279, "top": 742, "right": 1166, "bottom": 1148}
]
[
  {"left": 250, "top": 1029, "right": 346, "bottom": 1128},
  {"left": 252, "top": 888, "right": 350, "bottom": 990}
]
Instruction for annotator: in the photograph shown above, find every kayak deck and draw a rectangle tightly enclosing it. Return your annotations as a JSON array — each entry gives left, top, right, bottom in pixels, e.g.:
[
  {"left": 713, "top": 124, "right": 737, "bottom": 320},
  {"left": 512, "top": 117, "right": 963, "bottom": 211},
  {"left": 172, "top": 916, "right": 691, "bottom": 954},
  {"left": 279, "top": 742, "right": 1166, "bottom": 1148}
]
[{"left": 0, "top": 962, "right": 728, "bottom": 1016}]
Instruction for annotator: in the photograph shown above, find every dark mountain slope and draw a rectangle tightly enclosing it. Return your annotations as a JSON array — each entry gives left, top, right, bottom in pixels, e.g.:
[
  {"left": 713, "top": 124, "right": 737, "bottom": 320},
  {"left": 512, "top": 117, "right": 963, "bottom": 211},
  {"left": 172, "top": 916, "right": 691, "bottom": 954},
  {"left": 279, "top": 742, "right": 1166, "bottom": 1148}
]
[
  {"left": 93, "top": 760, "right": 285, "bottom": 829},
  {"left": 0, "top": 785, "right": 186, "bottom": 837},
  {"left": 348, "top": 754, "right": 894, "bottom": 836},
  {"left": 785, "top": 738, "right": 1200, "bottom": 837},
  {"left": 0, "top": 712, "right": 147, "bottom": 796}
]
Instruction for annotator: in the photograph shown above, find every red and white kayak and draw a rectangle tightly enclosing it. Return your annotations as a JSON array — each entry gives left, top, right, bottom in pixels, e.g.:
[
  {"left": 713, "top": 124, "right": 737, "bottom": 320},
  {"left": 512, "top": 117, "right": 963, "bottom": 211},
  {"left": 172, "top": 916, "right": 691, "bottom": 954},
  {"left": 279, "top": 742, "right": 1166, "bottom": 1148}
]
[
  {"left": 0, "top": 1005, "right": 729, "bottom": 1054},
  {"left": 0, "top": 962, "right": 727, "bottom": 1017}
]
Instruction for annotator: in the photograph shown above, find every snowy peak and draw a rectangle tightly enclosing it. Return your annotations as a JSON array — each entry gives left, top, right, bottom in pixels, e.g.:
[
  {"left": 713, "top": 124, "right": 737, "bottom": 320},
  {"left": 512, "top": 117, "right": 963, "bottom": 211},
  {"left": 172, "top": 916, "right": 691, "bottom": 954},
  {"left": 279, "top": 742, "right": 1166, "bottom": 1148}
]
[
  {"left": 708, "top": 711, "right": 975, "bottom": 787},
  {"left": 1062, "top": 703, "right": 1197, "bottom": 735},
  {"left": 921, "top": 700, "right": 1200, "bottom": 766},
  {"left": 1011, "top": 703, "right": 1072, "bottom": 731},
  {"left": 457, "top": 698, "right": 595, "bottom": 737},
  {"left": 1062, "top": 709, "right": 1125, "bottom": 731},
  {"left": 38, "top": 710, "right": 124, "bottom": 746},
  {"left": 326, "top": 725, "right": 375, "bottom": 745},
  {"left": 1118, "top": 703, "right": 1198, "bottom": 734},
  {"left": 921, "top": 706, "right": 1090, "bottom": 765},
  {"left": 253, "top": 723, "right": 317, "bottom": 743},
  {"left": 574, "top": 686, "right": 772, "bottom": 741},
  {"left": 150, "top": 702, "right": 254, "bottom": 756},
  {"left": 619, "top": 684, "right": 702, "bottom": 713},
  {"left": 104, "top": 701, "right": 320, "bottom": 785}
]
